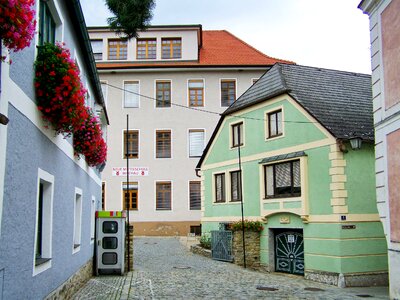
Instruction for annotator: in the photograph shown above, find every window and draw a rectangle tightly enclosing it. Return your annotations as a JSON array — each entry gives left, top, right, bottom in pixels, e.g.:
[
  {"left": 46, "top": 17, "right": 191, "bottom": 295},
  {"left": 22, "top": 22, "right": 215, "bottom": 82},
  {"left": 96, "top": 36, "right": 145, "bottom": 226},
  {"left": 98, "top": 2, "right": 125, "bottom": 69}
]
[
  {"left": 102, "top": 182, "right": 105, "bottom": 210},
  {"left": 231, "top": 122, "right": 243, "bottom": 147},
  {"left": 189, "top": 181, "right": 201, "bottom": 210},
  {"left": 73, "top": 188, "right": 82, "bottom": 252},
  {"left": 221, "top": 80, "right": 236, "bottom": 107},
  {"left": 189, "top": 129, "right": 205, "bottom": 158},
  {"left": 91, "top": 40, "right": 103, "bottom": 60},
  {"left": 268, "top": 109, "right": 282, "bottom": 138},
  {"left": 124, "top": 81, "right": 139, "bottom": 108},
  {"left": 137, "top": 39, "right": 156, "bottom": 59},
  {"left": 39, "top": 0, "right": 56, "bottom": 45},
  {"left": 156, "top": 81, "right": 171, "bottom": 107},
  {"left": 190, "top": 225, "right": 202, "bottom": 236},
  {"left": 188, "top": 80, "right": 204, "bottom": 107},
  {"left": 156, "top": 182, "right": 172, "bottom": 210},
  {"left": 156, "top": 130, "right": 171, "bottom": 158},
  {"left": 123, "top": 182, "right": 138, "bottom": 210},
  {"left": 90, "top": 197, "right": 96, "bottom": 242},
  {"left": 162, "top": 38, "right": 181, "bottom": 59},
  {"left": 34, "top": 169, "right": 54, "bottom": 275},
  {"left": 230, "top": 171, "right": 242, "bottom": 202},
  {"left": 124, "top": 130, "right": 139, "bottom": 159},
  {"left": 215, "top": 173, "right": 225, "bottom": 203},
  {"left": 108, "top": 39, "right": 127, "bottom": 60},
  {"left": 264, "top": 160, "right": 301, "bottom": 198}
]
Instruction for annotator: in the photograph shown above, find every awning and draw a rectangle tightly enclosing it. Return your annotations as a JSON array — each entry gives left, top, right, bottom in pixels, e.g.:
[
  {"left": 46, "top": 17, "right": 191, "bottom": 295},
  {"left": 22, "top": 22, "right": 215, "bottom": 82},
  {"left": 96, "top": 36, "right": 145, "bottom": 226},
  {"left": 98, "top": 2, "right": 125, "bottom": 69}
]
[{"left": 259, "top": 151, "right": 306, "bottom": 164}]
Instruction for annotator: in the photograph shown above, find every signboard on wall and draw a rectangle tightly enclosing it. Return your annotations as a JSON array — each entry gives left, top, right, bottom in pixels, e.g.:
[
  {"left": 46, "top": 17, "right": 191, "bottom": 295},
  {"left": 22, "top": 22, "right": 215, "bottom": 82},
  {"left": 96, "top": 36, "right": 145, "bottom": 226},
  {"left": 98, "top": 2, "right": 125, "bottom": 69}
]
[{"left": 112, "top": 167, "right": 149, "bottom": 177}]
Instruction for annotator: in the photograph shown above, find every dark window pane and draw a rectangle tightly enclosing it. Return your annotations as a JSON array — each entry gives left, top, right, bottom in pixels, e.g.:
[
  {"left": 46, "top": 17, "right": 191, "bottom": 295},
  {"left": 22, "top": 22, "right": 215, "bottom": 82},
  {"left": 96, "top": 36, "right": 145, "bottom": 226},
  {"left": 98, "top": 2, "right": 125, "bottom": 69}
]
[{"left": 102, "top": 221, "right": 118, "bottom": 234}]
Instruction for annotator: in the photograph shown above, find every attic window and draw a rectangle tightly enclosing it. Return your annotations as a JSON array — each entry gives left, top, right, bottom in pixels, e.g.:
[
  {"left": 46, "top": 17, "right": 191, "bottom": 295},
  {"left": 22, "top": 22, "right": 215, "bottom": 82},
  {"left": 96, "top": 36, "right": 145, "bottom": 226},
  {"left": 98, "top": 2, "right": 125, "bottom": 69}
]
[{"left": 162, "top": 38, "right": 181, "bottom": 59}]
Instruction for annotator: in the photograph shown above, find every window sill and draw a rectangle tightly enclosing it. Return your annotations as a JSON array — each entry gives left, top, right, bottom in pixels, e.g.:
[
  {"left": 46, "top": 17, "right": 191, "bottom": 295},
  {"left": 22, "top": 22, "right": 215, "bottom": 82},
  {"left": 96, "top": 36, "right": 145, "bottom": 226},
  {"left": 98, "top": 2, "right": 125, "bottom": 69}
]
[
  {"left": 266, "top": 134, "right": 284, "bottom": 141},
  {"left": 35, "top": 257, "right": 51, "bottom": 266}
]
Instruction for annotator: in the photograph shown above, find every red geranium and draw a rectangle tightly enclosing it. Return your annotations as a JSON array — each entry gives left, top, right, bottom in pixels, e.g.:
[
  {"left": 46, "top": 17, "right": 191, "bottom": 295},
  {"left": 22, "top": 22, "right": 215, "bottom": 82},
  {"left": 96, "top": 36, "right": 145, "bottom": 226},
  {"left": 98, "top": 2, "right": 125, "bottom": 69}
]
[
  {"left": 34, "top": 43, "right": 89, "bottom": 135},
  {"left": 73, "top": 109, "right": 107, "bottom": 166},
  {"left": 0, "top": 0, "right": 36, "bottom": 61}
]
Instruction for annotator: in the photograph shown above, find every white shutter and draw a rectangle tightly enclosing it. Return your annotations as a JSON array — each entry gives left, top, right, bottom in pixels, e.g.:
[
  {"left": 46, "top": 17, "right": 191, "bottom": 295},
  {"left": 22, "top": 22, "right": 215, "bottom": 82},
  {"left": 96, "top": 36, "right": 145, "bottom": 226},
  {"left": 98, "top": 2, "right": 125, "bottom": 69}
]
[
  {"left": 124, "top": 82, "right": 139, "bottom": 108},
  {"left": 189, "top": 130, "right": 204, "bottom": 157}
]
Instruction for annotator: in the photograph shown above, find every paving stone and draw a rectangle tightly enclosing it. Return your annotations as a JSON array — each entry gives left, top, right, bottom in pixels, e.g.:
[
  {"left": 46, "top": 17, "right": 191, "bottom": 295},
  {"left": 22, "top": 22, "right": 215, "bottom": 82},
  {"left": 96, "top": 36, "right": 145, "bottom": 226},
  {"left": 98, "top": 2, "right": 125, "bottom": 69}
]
[{"left": 72, "top": 237, "right": 389, "bottom": 300}]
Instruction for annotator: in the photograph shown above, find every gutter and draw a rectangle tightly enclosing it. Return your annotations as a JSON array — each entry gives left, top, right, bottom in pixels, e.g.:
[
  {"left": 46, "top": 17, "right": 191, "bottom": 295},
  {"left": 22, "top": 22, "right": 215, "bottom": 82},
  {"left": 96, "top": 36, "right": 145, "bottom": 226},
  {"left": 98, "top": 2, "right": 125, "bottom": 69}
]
[{"left": 68, "top": 0, "right": 110, "bottom": 125}]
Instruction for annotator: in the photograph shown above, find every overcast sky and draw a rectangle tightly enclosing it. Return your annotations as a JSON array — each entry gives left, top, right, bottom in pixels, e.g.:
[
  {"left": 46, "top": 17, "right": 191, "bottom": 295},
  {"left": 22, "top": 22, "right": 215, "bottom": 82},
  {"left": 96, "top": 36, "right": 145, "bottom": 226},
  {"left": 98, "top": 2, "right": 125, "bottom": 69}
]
[{"left": 80, "top": 0, "right": 371, "bottom": 74}]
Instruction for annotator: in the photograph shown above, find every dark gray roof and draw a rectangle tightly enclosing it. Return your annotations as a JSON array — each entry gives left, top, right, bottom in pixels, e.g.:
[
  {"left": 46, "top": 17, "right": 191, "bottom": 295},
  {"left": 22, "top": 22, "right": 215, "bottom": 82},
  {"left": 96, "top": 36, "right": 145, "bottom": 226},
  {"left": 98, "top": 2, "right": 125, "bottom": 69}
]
[
  {"left": 259, "top": 151, "right": 306, "bottom": 164},
  {"left": 224, "top": 64, "right": 374, "bottom": 141}
]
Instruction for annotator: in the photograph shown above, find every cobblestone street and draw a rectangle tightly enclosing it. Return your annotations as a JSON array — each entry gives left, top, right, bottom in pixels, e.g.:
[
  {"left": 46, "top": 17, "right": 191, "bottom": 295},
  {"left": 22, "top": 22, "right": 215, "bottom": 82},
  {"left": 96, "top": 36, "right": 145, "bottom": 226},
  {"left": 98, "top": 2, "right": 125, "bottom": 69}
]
[{"left": 73, "top": 237, "right": 389, "bottom": 299}]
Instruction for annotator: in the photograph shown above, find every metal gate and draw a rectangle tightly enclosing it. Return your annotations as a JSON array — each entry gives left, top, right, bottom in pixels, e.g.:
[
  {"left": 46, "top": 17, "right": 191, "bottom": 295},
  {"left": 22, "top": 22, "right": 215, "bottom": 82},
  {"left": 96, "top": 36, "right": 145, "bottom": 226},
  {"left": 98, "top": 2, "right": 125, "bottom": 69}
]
[
  {"left": 275, "top": 230, "right": 304, "bottom": 275},
  {"left": 211, "top": 230, "right": 233, "bottom": 262}
]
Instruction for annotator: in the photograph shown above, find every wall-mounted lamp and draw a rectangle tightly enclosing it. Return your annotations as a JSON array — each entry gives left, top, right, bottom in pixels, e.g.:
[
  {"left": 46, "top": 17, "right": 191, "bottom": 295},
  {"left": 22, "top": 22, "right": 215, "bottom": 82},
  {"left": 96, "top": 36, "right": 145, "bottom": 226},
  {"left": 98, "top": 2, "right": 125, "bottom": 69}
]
[{"left": 349, "top": 137, "right": 362, "bottom": 150}]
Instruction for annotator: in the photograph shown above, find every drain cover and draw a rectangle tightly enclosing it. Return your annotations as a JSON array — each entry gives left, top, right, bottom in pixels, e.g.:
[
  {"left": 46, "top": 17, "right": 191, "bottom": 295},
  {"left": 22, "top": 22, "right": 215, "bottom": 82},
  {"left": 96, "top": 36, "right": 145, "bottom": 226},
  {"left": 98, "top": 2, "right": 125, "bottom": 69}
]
[
  {"left": 256, "top": 286, "right": 279, "bottom": 291},
  {"left": 173, "top": 266, "right": 191, "bottom": 269},
  {"left": 304, "top": 287, "right": 325, "bottom": 292},
  {"left": 356, "top": 295, "right": 373, "bottom": 298}
]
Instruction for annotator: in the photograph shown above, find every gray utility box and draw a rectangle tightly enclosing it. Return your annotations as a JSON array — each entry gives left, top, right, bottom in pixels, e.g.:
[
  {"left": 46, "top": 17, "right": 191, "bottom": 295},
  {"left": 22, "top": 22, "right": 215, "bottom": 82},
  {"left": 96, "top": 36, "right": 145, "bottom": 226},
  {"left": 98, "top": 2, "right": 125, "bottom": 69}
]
[{"left": 95, "top": 211, "right": 125, "bottom": 275}]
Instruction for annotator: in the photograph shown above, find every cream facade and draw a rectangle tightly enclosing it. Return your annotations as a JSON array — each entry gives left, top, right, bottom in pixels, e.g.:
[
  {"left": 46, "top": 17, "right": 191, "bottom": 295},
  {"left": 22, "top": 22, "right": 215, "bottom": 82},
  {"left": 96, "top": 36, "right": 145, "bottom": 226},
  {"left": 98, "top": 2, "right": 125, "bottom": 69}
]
[
  {"left": 359, "top": 0, "right": 400, "bottom": 298},
  {"left": 88, "top": 25, "right": 291, "bottom": 235}
]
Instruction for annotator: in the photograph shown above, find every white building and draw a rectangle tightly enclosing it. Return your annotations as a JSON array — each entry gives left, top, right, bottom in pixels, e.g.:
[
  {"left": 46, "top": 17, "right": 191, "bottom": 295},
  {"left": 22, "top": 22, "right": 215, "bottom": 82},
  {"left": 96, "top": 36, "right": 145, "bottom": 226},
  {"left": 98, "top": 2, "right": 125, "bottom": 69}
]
[
  {"left": 88, "top": 25, "right": 292, "bottom": 236},
  {"left": 359, "top": 0, "right": 400, "bottom": 298}
]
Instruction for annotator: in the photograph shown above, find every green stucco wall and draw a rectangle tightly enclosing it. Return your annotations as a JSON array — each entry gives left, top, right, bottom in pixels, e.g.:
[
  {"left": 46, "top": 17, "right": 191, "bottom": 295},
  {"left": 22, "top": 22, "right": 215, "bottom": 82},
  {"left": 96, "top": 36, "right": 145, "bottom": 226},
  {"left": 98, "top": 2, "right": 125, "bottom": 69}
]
[{"left": 200, "top": 97, "right": 387, "bottom": 277}]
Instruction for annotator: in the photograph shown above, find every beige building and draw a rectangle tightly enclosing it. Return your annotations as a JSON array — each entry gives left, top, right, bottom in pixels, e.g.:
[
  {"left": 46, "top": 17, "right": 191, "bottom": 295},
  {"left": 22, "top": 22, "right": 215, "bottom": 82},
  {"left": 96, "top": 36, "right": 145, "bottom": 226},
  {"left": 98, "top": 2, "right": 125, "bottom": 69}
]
[
  {"left": 359, "top": 0, "right": 400, "bottom": 298},
  {"left": 88, "top": 25, "right": 292, "bottom": 235}
]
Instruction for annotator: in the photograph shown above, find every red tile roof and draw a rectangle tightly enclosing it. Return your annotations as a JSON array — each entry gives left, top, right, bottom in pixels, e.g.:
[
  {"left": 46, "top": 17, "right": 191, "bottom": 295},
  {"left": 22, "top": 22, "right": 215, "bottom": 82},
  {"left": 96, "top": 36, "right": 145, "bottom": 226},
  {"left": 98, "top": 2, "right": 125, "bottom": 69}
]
[{"left": 97, "top": 30, "right": 294, "bottom": 69}]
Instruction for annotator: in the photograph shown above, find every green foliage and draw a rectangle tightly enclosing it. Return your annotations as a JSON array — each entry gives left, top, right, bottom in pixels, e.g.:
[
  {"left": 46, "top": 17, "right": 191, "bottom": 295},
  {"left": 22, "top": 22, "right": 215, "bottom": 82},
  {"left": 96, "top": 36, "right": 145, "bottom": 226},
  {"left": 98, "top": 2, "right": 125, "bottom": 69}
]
[
  {"left": 228, "top": 220, "right": 264, "bottom": 233},
  {"left": 105, "top": 0, "right": 155, "bottom": 39},
  {"left": 199, "top": 234, "right": 211, "bottom": 249}
]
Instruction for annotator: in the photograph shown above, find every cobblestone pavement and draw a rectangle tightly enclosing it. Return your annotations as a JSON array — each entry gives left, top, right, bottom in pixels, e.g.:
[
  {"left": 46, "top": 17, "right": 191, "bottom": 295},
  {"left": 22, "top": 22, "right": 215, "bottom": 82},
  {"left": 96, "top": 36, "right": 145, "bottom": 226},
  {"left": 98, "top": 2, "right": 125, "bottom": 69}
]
[{"left": 73, "top": 237, "right": 389, "bottom": 299}]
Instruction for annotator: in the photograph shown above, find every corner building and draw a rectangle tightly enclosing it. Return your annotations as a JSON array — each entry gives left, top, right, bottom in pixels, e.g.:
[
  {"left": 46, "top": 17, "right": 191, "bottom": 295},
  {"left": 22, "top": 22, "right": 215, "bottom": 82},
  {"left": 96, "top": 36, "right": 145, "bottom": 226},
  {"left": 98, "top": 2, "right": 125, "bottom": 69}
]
[{"left": 88, "top": 25, "right": 292, "bottom": 235}]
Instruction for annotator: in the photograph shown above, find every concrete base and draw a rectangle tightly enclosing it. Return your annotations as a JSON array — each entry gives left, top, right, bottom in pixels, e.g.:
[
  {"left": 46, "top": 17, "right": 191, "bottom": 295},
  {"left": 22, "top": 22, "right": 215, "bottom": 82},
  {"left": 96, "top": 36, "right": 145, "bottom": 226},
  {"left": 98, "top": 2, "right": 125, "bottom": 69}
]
[
  {"left": 190, "top": 244, "right": 212, "bottom": 258},
  {"left": 132, "top": 221, "right": 201, "bottom": 236},
  {"left": 305, "top": 269, "right": 388, "bottom": 288},
  {"left": 45, "top": 259, "right": 93, "bottom": 299},
  {"left": 389, "top": 249, "right": 400, "bottom": 299}
]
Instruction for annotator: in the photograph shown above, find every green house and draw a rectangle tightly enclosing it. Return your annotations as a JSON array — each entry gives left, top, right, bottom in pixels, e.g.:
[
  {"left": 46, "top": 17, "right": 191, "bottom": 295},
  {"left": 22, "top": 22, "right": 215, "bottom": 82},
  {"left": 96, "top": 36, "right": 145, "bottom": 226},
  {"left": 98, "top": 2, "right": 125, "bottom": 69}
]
[{"left": 196, "top": 64, "right": 388, "bottom": 287}]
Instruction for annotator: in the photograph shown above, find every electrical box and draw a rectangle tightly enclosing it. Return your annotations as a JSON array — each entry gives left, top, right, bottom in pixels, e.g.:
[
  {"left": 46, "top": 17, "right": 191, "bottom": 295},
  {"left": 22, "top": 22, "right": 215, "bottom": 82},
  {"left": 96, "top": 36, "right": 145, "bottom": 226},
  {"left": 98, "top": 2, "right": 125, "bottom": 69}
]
[{"left": 95, "top": 211, "right": 125, "bottom": 275}]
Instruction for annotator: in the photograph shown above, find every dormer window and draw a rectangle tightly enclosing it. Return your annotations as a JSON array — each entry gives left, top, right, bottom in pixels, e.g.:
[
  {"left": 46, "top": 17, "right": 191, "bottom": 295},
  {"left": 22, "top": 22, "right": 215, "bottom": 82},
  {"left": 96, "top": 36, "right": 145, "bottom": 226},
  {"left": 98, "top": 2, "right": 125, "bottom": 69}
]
[
  {"left": 137, "top": 39, "right": 156, "bottom": 59},
  {"left": 162, "top": 38, "right": 181, "bottom": 59}
]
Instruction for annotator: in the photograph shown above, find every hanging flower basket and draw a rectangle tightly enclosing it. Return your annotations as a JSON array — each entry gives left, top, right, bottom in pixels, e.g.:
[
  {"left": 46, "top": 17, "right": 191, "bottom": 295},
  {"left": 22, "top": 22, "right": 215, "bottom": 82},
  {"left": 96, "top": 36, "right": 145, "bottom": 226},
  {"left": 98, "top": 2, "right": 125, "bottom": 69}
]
[
  {"left": 0, "top": 0, "right": 36, "bottom": 61},
  {"left": 34, "top": 43, "right": 89, "bottom": 135},
  {"left": 73, "top": 109, "right": 107, "bottom": 167}
]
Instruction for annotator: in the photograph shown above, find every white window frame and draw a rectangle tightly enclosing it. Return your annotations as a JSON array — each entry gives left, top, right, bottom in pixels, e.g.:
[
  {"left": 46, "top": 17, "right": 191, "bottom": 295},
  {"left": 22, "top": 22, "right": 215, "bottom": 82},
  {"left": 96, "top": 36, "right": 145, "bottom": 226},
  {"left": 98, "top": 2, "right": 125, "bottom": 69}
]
[
  {"left": 122, "top": 129, "right": 140, "bottom": 160},
  {"left": 33, "top": 169, "right": 54, "bottom": 276},
  {"left": 220, "top": 78, "right": 237, "bottom": 108},
  {"left": 123, "top": 80, "right": 140, "bottom": 108},
  {"left": 154, "top": 128, "right": 173, "bottom": 159},
  {"left": 91, "top": 39, "right": 103, "bottom": 61},
  {"left": 188, "top": 128, "right": 205, "bottom": 158},
  {"left": 154, "top": 79, "right": 172, "bottom": 109},
  {"left": 155, "top": 180, "right": 173, "bottom": 211},
  {"left": 73, "top": 187, "right": 83, "bottom": 254},
  {"left": 90, "top": 196, "right": 96, "bottom": 244},
  {"left": 265, "top": 105, "right": 285, "bottom": 141},
  {"left": 100, "top": 80, "right": 108, "bottom": 108},
  {"left": 229, "top": 119, "right": 245, "bottom": 149}
]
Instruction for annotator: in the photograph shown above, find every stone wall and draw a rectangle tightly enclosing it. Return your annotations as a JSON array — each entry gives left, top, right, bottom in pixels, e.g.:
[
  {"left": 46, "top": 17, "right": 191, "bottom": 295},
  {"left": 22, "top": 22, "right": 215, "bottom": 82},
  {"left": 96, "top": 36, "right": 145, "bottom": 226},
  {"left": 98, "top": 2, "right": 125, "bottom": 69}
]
[
  {"left": 45, "top": 259, "right": 93, "bottom": 299},
  {"left": 125, "top": 223, "right": 134, "bottom": 273},
  {"left": 233, "top": 231, "right": 260, "bottom": 270},
  {"left": 191, "top": 244, "right": 212, "bottom": 258}
]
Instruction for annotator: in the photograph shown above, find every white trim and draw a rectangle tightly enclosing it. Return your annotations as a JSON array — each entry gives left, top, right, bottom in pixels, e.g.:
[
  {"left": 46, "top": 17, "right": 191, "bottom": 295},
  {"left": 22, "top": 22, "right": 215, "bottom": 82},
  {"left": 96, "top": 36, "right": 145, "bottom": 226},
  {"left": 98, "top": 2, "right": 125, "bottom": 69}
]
[
  {"left": 187, "top": 128, "right": 206, "bottom": 159},
  {"left": 155, "top": 180, "right": 173, "bottom": 211},
  {"left": 122, "top": 128, "right": 140, "bottom": 160},
  {"left": 33, "top": 168, "right": 54, "bottom": 276},
  {"left": 90, "top": 196, "right": 96, "bottom": 244},
  {"left": 154, "top": 79, "right": 172, "bottom": 109},
  {"left": 229, "top": 119, "right": 245, "bottom": 150},
  {"left": 264, "top": 105, "right": 285, "bottom": 141},
  {"left": 188, "top": 180, "right": 201, "bottom": 211},
  {"left": 72, "top": 187, "right": 82, "bottom": 254},
  {"left": 227, "top": 167, "right": 244, "bottom": 203},
  {"left": 219, "top": 78, "right": 237, "bottom": 108},
  {"left": 154, "top": 128, "right": 173, "bottom": 159},
  {"left": 187, "top": 78, "right": 205, "bottom": 107},
  {"left": 122, "top": 80, "right": 140, "bottom": 108}
]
